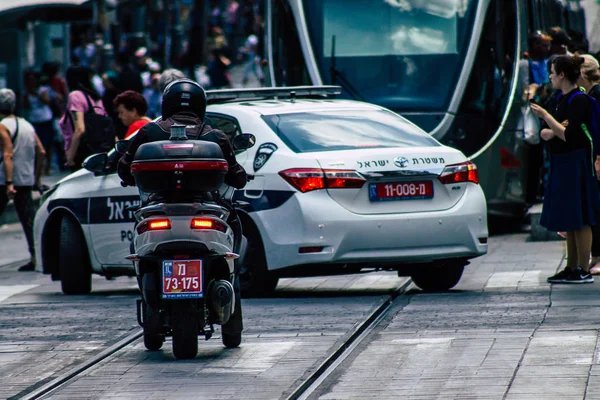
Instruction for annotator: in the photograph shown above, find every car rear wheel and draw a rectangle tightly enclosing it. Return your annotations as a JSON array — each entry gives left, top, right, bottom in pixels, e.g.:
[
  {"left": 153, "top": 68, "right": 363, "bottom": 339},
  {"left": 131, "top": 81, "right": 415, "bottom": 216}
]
[
  {"left": 411, "top": 260, "right": 465, "bottom": 292},
  {"left": 239, "top": 225, "right": 278, "bottom": 298},
  {"left": 59, "top": 217, "right": 92, "bottom": 295}
]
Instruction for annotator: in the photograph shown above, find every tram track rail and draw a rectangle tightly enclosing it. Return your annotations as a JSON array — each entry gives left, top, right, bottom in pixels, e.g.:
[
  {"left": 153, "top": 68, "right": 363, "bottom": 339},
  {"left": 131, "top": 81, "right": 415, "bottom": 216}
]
[
  {"left": 285, "top": 279, "right": 412, "bottom": 400},
  {"left": 17, "top": 278, "right": 413, "bottom": 400}
]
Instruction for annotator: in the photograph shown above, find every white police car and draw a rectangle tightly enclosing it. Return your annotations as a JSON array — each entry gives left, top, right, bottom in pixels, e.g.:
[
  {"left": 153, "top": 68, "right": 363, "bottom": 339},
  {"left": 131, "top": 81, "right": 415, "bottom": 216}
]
[{"left": 34, "top": 86, "right": 488, "bottom": 296}]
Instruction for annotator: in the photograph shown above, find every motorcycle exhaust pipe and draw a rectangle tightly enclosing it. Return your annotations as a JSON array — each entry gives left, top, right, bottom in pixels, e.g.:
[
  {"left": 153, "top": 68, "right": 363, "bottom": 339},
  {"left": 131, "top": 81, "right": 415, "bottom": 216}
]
[{"left": 208, "top": 280, "right": 234, "bottom": 325}]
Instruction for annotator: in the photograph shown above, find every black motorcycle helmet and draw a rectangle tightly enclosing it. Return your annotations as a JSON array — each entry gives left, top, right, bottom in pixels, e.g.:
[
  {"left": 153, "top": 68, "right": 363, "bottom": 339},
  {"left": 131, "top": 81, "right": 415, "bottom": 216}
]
[{"left": 161, "top": 79, "right": 207, "bottom": 120}]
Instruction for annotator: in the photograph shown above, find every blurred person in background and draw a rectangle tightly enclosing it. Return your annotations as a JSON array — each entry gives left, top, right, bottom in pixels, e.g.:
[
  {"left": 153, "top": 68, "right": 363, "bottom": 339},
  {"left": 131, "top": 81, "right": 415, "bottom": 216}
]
[
  {"left": 207, "top": 49, "right": 233, "bottom": 89},
  {"left": 239, "top": 34, "right": 263, "bottom": 87},
  {"left": 158, "top": 68, "right": 186, "bottom": 93},
  {"left": 143, "top": 73, "right": 162, "bottom": 119},
  {"left": 549, "top": 27, "right": 572, "bottom": 56},
  {"left": 114, "top": 90, "right": 152, "bottom": 139},
  {"left": 102, "top": 71, "right": 127, "bottom": 140},
  {"left": 60, "top": 65, "right": 108, "bottom": 170},
  {"left": 116, "top": 52, "right": 144, "bottom": 94},
  {"left": 23, "top": 71, "right": 55, "bottom": 175}
]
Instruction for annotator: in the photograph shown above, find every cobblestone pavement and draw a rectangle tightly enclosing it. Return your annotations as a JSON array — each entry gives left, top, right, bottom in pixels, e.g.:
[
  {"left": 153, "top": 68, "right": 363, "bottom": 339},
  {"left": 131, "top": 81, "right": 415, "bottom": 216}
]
[
  {"left": 0, "top": 223, "right": 405, "bottom": 400},
  {"left": 4, "top": 229, "right": 594, "bottom": 399}
]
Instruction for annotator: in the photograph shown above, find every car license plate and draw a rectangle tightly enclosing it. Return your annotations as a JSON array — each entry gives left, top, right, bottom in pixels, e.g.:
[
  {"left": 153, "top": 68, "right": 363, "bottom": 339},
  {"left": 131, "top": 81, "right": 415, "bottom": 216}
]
[
  {"left": 162, "top": 260, "right": 203, "bottom": 299},
  {"left": 369, "top": 181, "right": 434, "bottom": 201}
]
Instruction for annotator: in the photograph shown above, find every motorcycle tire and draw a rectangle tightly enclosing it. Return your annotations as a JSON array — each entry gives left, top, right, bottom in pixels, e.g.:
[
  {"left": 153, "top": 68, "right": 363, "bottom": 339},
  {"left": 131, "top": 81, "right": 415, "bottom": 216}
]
[
  {"left": 143, "top": 303, "right": 164, "bottom": 351},
  {"left": 144, "top": 333, "right": 164, "bottom": 351},
  {"left": 171, "top": 307, "right": 198, "bottom": 359}
]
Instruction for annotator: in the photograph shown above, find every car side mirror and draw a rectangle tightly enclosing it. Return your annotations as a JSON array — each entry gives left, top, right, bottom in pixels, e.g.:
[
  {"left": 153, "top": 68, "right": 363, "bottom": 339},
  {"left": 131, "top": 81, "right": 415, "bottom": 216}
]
[
  {"left": 83, "top": 153, "right": 108, "bottom": 175},
  {"left": 115, "top": 139, "right": 131, "bottom": 155},
  {"left": 232, "top": 133, "right": 256, "bottom": 151}
]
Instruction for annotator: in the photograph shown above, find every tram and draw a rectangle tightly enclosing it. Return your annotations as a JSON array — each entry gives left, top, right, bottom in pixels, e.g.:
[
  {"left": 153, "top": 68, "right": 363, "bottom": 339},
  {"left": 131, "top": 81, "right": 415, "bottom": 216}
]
[{"left": 263, "top": 0, "right": 587, "bottom": 218}]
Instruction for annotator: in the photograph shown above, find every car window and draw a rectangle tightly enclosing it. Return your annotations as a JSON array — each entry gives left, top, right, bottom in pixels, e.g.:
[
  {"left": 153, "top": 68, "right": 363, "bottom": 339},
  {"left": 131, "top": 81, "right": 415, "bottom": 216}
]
[
  {"left": 207, "top": 114, "right": 242, "bottom": 142},
  {"left": 261, "top": 109, "right": 439, "bottom": 153}
]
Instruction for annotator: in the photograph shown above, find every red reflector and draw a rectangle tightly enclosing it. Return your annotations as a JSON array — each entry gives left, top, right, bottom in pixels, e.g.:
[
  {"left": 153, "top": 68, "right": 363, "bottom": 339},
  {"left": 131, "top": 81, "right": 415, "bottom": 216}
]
[
  {"left": 299, "top": 246, "right": 324, "bottom": 254},
  {"left": 500, "top": 147, "right": 521, "bottom": 168},
  {"left": 479, "top": 237, "right": 488, "bottom": 244},
  {"left": 190, "top": 218, "right": 227, "bottom": 232},
  {"left": 131, "top": 160, "right": 229, "bottom": 173},
  {"left": 279, "top": 169, "right": 365, "bottom": 193},
  {"left": 439, "top": 161, "right": 479, "bottom": 184},
  {"left": 137, "top": 219, "right": 171, "bottom": 234}
]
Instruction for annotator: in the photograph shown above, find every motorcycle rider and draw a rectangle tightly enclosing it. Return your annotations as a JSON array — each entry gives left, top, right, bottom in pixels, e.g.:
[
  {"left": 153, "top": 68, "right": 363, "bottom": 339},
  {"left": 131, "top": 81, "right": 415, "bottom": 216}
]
[
  {"left": 118, "top": 78, "right": 246, "bottom": 188},
  {"left": 117, "top": 78, "right": 247, "bottom": 336}
]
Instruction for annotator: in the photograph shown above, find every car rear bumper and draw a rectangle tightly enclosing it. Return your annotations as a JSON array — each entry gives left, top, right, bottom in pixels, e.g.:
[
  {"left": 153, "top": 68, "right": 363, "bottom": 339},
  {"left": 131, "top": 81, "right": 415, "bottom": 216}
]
[{"left": 254, "top": 184, "right": 488, "bottom": 271}]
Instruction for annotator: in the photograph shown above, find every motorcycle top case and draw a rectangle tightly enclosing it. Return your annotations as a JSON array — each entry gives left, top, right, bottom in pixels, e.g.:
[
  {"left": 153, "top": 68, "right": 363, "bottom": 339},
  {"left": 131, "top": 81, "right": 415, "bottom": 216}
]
[{"left": 131, "top": 140, "right": 228, "bottom": 193}]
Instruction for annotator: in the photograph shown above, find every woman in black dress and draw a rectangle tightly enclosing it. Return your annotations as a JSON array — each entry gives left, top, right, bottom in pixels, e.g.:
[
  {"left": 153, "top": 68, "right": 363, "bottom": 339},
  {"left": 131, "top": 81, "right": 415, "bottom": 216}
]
[
  {"left": 530, "top": 55, "right": 600, "bottom": 283},
  {"left": 576, "top": 54, "right": 600, "bottom": 274}
]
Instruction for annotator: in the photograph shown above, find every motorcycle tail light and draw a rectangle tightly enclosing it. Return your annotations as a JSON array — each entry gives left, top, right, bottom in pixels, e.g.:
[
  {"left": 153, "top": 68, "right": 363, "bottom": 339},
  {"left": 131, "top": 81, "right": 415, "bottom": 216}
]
[
  {"left": 137, "top": 218, "right": 171, "bottom": 234},
  {"left": 439, "top": 161, "right": 479, "bottom": 185},
  {"left": 191, "top": 218, "right": 227, "bottom": 233}
]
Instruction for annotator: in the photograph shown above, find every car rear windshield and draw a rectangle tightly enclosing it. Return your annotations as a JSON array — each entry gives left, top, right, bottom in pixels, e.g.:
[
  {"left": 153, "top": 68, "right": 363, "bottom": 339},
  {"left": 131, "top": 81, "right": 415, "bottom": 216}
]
[{"left": 261, "top": 109, "right": 440, "bottom": 153}]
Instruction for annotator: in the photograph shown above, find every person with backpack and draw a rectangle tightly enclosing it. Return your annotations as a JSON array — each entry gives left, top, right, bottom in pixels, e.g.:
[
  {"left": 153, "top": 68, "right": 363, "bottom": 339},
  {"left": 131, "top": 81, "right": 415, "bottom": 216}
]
[
  {"left": 530, "top": 55, "right": 600, "bottom": 284},
  {"left": 0, "top": 89, "right": 47, "bottom": 271},
  {"left": 60, "top": 66, "right": 115, "bottom": 171}
]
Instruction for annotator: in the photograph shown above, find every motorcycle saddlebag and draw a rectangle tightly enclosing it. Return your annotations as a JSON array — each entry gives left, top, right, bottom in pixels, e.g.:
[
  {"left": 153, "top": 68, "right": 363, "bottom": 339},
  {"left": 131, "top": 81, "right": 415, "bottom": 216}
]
[{"left": 131, "top": 140, "right": 228, "bottom": 193}]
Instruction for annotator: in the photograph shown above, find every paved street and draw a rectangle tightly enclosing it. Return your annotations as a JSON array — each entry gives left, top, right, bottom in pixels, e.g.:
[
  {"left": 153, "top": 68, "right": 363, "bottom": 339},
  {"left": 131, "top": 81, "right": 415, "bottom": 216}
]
[{"left": 3, "top": 224, "right": 600, "bottom": 399}]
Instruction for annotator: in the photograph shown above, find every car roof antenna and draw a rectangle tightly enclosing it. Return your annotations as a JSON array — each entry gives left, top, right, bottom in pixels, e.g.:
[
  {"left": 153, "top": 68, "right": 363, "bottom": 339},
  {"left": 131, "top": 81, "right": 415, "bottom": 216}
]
[{"left": 289, "top": 91, "right": 296, "bottom": 103}]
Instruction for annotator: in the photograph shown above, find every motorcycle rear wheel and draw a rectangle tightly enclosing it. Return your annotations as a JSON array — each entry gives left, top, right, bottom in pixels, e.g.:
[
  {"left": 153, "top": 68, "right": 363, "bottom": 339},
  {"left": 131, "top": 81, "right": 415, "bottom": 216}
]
[{"left": 171, "top": 308, "right": 198, "bottom": 359}]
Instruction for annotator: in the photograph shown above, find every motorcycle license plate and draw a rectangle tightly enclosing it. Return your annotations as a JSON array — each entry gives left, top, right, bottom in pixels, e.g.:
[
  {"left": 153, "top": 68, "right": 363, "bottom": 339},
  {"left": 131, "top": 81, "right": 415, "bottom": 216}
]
[
  {"left": 369, "top": 181, "right": 434, "bottom": 201},
  {"left": 162, "top": 260, "right": 203, "bottom": 299}
]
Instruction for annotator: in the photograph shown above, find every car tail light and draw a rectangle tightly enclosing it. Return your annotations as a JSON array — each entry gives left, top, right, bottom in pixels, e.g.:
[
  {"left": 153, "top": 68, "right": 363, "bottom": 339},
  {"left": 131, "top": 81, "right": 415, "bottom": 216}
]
[
  {"left": 279, "top": 168, "right": 366, "bottom": 193},
  {"left": 137, "top": 218, "right": 171, "bottom": 234},
  {"left": 439, "top": 161, "right": 479, "bottom": 184},
  {"left": 191, "top": 218, "right": 227, "bottom": 233}
]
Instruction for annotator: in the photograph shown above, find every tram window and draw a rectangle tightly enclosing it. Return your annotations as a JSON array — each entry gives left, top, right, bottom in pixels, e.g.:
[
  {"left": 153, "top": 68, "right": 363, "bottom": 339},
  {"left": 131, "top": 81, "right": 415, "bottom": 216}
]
[
  {"left": 271, "top": 0, "right": 311, "bottom": 86},
  {"left": 446, "top": 0, "right": 517, "bottom": 155}
]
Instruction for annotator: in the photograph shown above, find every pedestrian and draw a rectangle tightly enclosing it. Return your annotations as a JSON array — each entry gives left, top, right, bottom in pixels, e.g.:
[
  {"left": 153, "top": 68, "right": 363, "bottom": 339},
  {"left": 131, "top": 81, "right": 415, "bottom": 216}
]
[
  {"left": 549, "top": 27, "right": 573, "bottom": 57},
  {"left": 530, "top": 55, "right": 600, "bottom": 284},
  {"left": 23, "top": 71, "right": 55, "bottom": 175},
  {"left": 101, "top": 71, "right": 126, "bottom": 140},
  {"left": 239, "top": 34, "right": 263, "bottom": 87},
  {"left": 60, "top": 65, "right": 109, "bottom": 170},
  {"left": 576, "top": 54, "right": 600, "bottom": 274},
  {"left": 158, "top": 69, "right": 186, "bottom": 93},
  {"left": 0, "top": 89, "right": 46, "bottom": 271},
  {"left": 143, "top": 73, "right": 162, "bottom": 119},
  {"left": 113, "top": 90, "right": 152, "bottom": 139},
  {"left": 207, "top": 49, "right": 233, "bottom": 89},
  {"left": 115, "top": 52, "right": 144, "bottom": 94}
]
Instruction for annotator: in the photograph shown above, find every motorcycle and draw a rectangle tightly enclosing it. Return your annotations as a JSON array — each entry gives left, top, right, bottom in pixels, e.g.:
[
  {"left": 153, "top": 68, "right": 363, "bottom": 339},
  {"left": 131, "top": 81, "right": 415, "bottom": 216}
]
[{"left": 119, "top": 124, "right": 256, "bottom": 359}]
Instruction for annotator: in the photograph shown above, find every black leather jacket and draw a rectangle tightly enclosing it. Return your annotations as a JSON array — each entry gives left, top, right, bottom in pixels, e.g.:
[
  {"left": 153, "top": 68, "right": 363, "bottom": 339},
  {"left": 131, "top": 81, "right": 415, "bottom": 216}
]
[{"left": 118, "top": 111, "right": 247, "bottom": 189}]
